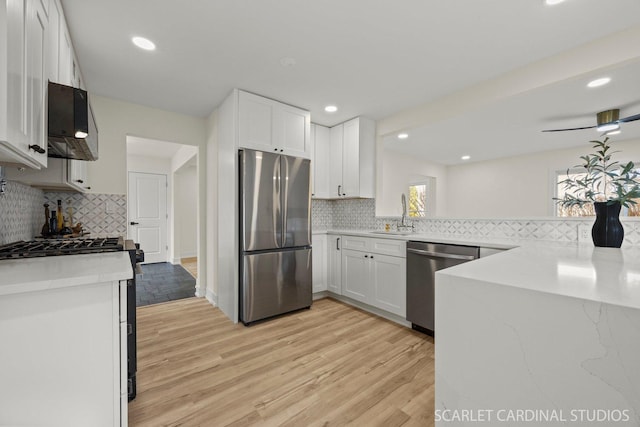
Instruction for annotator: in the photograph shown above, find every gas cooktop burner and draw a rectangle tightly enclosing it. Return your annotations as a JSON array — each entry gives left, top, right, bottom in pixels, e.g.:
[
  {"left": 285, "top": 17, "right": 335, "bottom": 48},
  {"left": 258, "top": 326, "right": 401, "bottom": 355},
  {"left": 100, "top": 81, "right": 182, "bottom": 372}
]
[{"left": 0, "top": 237, "right": 124, "bottom": 260}]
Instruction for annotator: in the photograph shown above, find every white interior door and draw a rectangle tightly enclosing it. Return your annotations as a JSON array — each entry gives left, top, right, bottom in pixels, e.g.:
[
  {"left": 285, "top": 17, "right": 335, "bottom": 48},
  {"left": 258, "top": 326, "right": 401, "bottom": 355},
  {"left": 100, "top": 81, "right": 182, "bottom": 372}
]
[{"left": 128, "top": 172, "right": 168, "bottom": 264}]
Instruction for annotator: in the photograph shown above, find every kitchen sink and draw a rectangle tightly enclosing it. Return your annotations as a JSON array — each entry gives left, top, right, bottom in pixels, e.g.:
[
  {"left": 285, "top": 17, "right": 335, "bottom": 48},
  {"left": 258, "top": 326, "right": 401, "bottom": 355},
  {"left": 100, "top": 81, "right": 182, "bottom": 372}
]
[{"left": 370, "top": 230, "right": 414, "bottom": 236}]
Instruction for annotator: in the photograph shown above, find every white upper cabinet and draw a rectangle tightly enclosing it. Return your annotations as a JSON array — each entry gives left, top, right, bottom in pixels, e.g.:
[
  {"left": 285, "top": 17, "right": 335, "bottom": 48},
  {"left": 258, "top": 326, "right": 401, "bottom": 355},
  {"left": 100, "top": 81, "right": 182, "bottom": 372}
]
[
  {"left": 326, "top": 117, "right": 375, "bottom": 199},
  {"left": 238, "top": 90, "right": 311, "bottom": 158},
  {"left": 0, "top": 0, "right": 49, "bottom": 169},
  {"left": 329, "top": 124, "right": 344, "bottom": 198},
  {"left": 310, "top": 123, "right": 331, "bottom": 198},
  {"left": 6, "top": 156, "right": 90, "bottom": 192}
]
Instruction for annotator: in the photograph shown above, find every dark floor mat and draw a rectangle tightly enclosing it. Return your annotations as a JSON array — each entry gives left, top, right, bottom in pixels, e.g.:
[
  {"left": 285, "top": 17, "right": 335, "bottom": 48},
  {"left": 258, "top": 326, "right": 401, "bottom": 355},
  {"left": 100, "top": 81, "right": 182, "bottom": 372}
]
[{"left": 136, "top": 262, "right": 196, "bottom": 306}]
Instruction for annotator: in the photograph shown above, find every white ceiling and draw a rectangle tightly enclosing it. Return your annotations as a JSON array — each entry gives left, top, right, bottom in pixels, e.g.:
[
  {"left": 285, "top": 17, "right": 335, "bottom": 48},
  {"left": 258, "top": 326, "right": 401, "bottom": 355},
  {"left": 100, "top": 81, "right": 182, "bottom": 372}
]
[
  {"left": 61, "top": 0, "right": 640, "bottom": 128},
  {"left": 384, "top": 58, "right": 640, "bottom": 165}
]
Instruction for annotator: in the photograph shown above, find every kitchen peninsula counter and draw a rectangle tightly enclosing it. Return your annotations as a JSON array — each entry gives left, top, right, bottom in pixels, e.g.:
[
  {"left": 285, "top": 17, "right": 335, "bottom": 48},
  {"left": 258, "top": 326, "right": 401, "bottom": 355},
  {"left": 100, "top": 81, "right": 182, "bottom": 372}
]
[{"left": 434, "top": 243, "right": 640, "bottom": 426}]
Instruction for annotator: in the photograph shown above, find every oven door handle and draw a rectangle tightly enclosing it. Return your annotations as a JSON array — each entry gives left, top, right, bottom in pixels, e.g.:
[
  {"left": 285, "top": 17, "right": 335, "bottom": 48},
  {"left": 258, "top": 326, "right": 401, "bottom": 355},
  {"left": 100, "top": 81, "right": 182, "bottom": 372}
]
[{"left": 407, "top": 248, "right": 476, "bottom": 261}]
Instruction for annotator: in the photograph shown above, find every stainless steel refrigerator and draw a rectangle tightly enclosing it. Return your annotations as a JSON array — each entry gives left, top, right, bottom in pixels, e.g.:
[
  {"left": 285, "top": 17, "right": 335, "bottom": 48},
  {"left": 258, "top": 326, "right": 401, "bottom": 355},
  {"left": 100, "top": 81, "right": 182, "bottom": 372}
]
[{"left": 239, "top": 149, "right": 312, "bottom": 324}]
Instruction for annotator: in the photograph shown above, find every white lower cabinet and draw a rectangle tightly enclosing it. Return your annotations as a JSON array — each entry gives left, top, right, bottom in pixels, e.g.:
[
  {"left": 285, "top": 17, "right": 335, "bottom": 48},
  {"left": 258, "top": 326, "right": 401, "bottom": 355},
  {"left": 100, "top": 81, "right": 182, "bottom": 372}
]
[
  {"left": 312, "top": 234, "right": 327, "bottom": 293},
  {"left": 342, "top": 248, "right": 370, "bottom": 302},
  {"left": 327, "top": 235, "right": 342, "bottom": 294},
  {"left": 336, "top": 235, "right": 406, "bottom": 317},
  {"left": 371, "top": 253, "right": 406, "bottom": 317}
]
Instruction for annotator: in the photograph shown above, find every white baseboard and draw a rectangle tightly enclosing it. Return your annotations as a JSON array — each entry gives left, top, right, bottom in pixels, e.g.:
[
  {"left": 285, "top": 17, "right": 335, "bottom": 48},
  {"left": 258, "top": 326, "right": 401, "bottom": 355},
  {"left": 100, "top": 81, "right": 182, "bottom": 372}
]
[
  {"left": 205, "top": 288, "right": 217, "bottom": 307},
  {"left": 171, "top": 257, "right": 181, "bottom": 265},
  {"left": 313, "top": 291, "right": 329, "bottom": 301},
  {"left": 325, "top": 293, "right": 411, "bottom": 328}
]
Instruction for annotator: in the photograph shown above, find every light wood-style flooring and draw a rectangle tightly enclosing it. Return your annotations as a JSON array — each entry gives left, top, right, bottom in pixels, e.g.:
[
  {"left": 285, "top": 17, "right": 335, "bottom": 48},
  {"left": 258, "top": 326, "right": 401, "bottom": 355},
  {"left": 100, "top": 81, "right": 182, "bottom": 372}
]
[
  {"left": 129, "top": 297, "right": 435, "bottom": 426},
  {"left": 180, "top": 257, "right": 197, "bottom": 278}
]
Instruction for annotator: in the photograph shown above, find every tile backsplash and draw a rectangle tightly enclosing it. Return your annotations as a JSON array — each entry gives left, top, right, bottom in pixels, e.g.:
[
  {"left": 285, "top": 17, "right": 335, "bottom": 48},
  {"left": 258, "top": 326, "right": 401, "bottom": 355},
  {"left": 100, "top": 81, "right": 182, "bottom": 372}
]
[
  {"left": 0, "top": 181, "right": 44, "bottom": 245},
  {"left": 44, "top": 192, "right": 127, "bottom": 238},
  {"left": 312, "top": 198, "right": 640, "bottom": 246}
]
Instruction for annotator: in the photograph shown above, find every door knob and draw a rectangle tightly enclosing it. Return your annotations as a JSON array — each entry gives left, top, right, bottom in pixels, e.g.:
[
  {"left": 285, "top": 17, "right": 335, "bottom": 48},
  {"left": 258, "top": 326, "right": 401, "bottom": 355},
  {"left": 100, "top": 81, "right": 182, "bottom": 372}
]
[{"left": 130, "top": 221, "right": 139, "bottom": 225}]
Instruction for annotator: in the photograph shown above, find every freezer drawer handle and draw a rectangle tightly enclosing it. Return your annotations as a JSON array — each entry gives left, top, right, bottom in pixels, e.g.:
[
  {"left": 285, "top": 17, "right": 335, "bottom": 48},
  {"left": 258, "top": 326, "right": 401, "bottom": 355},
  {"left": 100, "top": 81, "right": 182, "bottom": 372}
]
[
  {"left": 407, "top": 248, "right": 476, "bottom": 261},
  {"left": 128, "top": 379, "right": 133, "bottom": 395}
]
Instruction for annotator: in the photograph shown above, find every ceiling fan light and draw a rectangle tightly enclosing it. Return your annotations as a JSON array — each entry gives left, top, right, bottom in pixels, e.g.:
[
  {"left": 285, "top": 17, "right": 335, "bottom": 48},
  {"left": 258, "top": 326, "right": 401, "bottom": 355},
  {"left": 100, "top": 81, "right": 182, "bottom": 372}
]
[{"left": 597, "top": 123, "right": 619, "bottom": 133}]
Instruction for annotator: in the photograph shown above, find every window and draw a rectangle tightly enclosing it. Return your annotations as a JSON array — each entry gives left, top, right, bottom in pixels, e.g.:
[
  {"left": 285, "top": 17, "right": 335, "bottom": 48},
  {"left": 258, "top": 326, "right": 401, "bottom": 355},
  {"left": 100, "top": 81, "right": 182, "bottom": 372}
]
[
  {"left": 555, "top": 169, "right": 640, "bottom": 217},
  {"left": 408, "top": 183, "right": 427, "bottom": 218}
]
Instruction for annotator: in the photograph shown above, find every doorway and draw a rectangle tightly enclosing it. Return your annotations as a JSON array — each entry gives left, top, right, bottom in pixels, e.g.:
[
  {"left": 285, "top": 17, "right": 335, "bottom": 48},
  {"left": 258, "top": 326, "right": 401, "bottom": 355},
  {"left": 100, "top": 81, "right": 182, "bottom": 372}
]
[{"left": 126, "top": 136, "right": 199, "bottom": 306}]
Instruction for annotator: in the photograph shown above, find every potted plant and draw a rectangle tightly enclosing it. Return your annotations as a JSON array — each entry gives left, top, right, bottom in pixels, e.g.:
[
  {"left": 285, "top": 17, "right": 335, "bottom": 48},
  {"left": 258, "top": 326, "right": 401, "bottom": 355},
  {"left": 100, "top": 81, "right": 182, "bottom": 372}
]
[{"left": 556, "top": 137, "right": 640, "bottom": 247}]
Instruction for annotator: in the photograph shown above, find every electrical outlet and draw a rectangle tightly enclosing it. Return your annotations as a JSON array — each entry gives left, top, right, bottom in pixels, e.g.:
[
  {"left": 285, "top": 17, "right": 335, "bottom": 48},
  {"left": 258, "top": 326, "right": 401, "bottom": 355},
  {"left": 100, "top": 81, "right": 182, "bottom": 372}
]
[{"left": 577, "top": 225, "right": 591, "bottom": 243}]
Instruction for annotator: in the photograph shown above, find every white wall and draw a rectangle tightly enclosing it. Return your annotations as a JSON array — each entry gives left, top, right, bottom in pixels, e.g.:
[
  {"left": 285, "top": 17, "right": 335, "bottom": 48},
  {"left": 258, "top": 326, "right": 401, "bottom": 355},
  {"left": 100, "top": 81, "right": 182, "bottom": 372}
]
[
  {"left": 379, "top": 149, "right": 448, "bottom": 217},
  {"left": 445, "top": 137, "right": 640, "bottom": 218},
  {"left": 205, "top": 109, "right": 218, "bottom": 304},
  {"left": 175, "top": 165, "right": 197, "bottom": 258},
  {"left": 92, "top": 95, "right": 208, "bottom": 296}
]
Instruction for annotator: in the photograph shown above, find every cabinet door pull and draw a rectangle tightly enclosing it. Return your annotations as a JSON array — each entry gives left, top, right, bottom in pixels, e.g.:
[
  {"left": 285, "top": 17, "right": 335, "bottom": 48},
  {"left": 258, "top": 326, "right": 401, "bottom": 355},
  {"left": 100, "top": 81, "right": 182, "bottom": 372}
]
[
  {"left": 75, "top": 179, "right": 84, "bottom": 184},
  {"left": 337, "top": 185, "right": 341, "bottom": 197},
  {"left": 364, "top": 254, "right": 369, "bottom": 258},
  {"left": 274, "top": 148, "right": 278, "bottom": 151},
  {"left": 370, "top": 255, "right": 374, "bottom": 259},
  {"left": 280, "top": 149, "right": 284, "bottom": 152},
  {"left": 28, "top": 145, "right": 45, "bottom": 154},
  {"left": 336, "top": 237, "right": 340, "bottom": 251}
]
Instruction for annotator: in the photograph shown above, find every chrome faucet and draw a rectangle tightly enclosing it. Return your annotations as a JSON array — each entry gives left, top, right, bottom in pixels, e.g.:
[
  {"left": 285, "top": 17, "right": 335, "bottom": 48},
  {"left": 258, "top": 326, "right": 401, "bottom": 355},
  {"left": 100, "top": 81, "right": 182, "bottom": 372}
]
[
  {"left": 0, "top": 166, "right": 6, "bottom": 196},
  {"left": 398, "top": 193, "right": 413, "bottom": 232}
]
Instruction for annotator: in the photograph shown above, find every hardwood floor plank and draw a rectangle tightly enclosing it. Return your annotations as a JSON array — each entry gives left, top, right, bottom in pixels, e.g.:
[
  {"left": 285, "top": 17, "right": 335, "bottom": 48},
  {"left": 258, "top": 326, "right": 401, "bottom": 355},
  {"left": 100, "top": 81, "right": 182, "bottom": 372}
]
[{"left": 129, "top": 297, "right": 435, "bottom": 426}]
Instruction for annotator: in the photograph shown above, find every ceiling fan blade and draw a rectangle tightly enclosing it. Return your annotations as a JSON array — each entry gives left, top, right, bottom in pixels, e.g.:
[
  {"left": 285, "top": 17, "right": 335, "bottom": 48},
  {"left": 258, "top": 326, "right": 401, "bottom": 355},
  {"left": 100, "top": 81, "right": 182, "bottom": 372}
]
[
  {"left": 541, "top": 125, "right": 597, "bottom": 132},
  {"left": 619, "top": 113, "right": 640, "bottom": 123}
]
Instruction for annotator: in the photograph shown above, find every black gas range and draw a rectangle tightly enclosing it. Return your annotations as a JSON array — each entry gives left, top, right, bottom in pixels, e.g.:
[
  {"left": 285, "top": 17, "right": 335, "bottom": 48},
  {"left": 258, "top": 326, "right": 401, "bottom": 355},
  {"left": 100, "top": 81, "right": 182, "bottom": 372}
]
[{"left": 0, "top": 237, "right": 144, "bottom": 401}]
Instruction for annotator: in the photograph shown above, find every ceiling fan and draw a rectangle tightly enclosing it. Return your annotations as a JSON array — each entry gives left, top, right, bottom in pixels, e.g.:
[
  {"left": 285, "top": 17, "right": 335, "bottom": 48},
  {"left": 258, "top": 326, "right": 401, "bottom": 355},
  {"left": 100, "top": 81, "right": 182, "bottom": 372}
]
[{"left": 542, "top": 108, "right": 640, "bottom": 133}]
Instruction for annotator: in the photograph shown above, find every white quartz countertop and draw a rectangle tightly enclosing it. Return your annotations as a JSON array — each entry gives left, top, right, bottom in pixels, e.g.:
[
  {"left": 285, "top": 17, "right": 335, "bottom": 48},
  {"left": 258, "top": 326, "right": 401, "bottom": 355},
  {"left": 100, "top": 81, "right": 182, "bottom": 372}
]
[
  {"left": 323, "top": 229, "right": 519, "bottom": 249},
  {"left": 321, "top": 229, "right": 640, "bottom": 310},
  {"left": 0, "top": 252, "right": 133, "bottom": 296},
  {"left": 438, "top": 243, "right": 640, "bottom": 310}
]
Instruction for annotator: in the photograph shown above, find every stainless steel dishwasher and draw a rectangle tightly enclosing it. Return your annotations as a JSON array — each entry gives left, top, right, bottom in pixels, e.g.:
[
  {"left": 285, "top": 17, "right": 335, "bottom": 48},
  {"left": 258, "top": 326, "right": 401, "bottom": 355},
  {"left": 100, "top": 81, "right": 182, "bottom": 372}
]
[{"left": 406, "top": 241, "right": 479, "bottom": 334}]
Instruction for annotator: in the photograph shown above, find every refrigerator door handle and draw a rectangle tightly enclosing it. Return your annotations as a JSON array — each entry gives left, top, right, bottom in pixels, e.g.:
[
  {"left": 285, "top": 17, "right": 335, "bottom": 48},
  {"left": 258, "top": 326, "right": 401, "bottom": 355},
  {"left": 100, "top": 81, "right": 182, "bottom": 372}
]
[
  {"left": 280, "top": 155, "right": 287, "bottom": 248},
  {"left": 273, "top": 155, "right": 283, "bottom": 248}
]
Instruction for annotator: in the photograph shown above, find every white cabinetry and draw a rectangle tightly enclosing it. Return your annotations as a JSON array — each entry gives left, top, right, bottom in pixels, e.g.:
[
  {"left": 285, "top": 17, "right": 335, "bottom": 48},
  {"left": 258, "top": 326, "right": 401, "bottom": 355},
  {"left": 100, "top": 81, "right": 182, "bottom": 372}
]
[
  {"left": 310, "top": 123, "right": 331, "bottom": 198},
  {"left": 327, "top": 234, "right": 342, "bottom": 294},
  {"left": 238, "top": 90, "right": 311, "bottom": 158},
  {"left": 327, "top": 117, "right": 375, "bottom": 199},
  {"left": 312, "top": 234, "right": 327, "bottom": 293},
  {"left": 6, "top": 156, "right": 90, "bottom": 192},
  {"left": 339, "top": 235, "right": 406, "bottom": 317},
  {"left": 0, "top": 0, "right": 48, "bottom": 169},
  {"left": 0, "top": 254, "right": 131, "bottom": 426}
]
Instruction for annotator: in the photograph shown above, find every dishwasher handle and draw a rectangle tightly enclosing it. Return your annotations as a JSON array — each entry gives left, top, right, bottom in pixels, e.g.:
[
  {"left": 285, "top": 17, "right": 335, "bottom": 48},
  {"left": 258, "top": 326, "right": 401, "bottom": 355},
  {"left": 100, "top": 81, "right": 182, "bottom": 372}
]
[{"left": 407, "top": 247, "right": 477, "bottom": 261}]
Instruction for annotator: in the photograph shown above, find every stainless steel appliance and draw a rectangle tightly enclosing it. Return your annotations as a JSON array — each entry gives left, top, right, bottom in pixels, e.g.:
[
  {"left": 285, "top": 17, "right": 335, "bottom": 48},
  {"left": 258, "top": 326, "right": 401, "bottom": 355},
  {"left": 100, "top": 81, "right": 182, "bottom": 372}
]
[
  {"left": 0, "top": 237, "right": 144, "bottom": 401},
  {"left": 239, "top": 149, "right": 312, "bottom": 324},
  {"left": 406, "top": 241, "right": 479, "bottom": 334},
  {"left": 48, "top": 81, "right": 99, "bottom": 161}
]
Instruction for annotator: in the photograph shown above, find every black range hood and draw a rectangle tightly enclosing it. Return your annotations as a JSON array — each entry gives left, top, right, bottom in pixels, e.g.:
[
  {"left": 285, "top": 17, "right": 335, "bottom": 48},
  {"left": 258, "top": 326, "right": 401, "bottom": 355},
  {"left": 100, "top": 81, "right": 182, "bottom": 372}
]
[{"left": 48, "top": 81, "right": 99, "bottom": 161}]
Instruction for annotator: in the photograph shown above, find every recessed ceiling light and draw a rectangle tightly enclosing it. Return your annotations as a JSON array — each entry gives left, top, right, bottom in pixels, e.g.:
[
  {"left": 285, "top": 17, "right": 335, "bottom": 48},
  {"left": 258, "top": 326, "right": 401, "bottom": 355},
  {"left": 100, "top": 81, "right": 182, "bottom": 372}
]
[
  {"left": 461, "top": 155, "right": 471, "bottom": 160},
  {"left": 545, "top": 0, "right": 565, "bottom": 5},
  {"left": 324, "top": 105, "right": 338, "bottom": 113},
  {"left": 397, "top": 133, "right": 409, "bottom": 139},
  {"left": 132, "top": 36, "right": 156, "bottom": 51},
  {"left": 587, "top": 77, "right": 611, "bottom": 88}
]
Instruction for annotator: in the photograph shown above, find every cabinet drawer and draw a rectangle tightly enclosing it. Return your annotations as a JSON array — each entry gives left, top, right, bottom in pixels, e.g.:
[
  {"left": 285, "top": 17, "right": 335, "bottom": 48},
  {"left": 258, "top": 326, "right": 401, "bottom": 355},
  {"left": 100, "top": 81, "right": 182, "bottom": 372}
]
[
  {"left": 341, "top": 235, "right": 406, "bottom": 258},
  {"left": 342, "top": 235, "right": 371, "bottom": 252},
  {"left": 370, "top": 238, "right": 406, "bottom": 258}
]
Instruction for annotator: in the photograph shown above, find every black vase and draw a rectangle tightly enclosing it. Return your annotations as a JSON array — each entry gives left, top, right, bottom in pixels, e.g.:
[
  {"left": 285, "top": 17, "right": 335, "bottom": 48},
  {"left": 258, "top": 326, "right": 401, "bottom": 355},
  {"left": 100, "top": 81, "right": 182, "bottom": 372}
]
[{"left": 592, "top": 201, "right": 624, "bottom": 248}]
